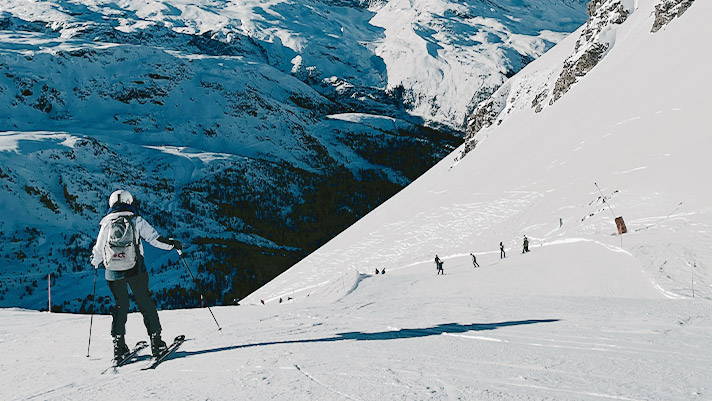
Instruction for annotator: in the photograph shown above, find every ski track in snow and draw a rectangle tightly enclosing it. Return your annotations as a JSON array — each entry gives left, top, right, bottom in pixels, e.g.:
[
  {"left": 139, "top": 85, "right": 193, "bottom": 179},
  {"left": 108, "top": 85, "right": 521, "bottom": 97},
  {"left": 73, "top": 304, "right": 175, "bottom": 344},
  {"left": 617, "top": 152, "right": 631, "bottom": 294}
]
[
  {"left": 613, "top": 166, "right": 648, "bottom": 175},
  {"left": 294, "top": 364, "right": 362, "bottom": 401},
  {"left": 496, "top": 382, "right": 646, "bottom": 401}
]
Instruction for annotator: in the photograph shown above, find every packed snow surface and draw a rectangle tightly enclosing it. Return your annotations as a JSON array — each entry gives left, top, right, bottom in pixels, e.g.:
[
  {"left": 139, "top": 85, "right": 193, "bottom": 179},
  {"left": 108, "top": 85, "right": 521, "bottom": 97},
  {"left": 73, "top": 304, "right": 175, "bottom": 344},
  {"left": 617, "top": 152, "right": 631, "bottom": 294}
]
[
  {"left": 2, "top": 252, "right": 711, "bottom": 400},
  {"left": 2, "top": 0, "right": 711, "bottom": 399}
]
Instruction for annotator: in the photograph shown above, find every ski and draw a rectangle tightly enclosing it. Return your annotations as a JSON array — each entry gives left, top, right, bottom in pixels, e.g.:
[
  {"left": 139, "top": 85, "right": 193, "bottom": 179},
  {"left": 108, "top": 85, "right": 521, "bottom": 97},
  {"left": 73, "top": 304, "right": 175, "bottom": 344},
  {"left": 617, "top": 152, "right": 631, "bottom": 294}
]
[
  {"left": 141, "top": 335, "right": 185, "bottom": 370},
  {"left": 101, "top": 340, "right": 149, "bottom": 374}
]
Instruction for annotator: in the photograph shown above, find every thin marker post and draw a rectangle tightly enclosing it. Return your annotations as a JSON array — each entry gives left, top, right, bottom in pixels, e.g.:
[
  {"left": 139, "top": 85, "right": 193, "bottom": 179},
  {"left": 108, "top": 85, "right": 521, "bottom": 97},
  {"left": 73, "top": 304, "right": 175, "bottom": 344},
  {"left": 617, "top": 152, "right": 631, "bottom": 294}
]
[{"left": 594, "top": 182, "right": 623, "bottom": 247}]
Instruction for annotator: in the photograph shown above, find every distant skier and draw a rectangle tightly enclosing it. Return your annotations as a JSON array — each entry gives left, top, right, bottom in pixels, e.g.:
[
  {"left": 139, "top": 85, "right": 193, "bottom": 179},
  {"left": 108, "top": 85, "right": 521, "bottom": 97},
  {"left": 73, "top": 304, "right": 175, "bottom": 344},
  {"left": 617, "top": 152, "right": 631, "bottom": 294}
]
[
  {"left": 435, "top": 255, "right": 444, "bottom": 275},
  {"left": 375, "top": 268, "right": 380, "bottom": 275},
  {"left": 90, "top": 190, "right": 183, "bottom": 362},
  {"left": 381, "top": 268, "right": 386, "bottom": 275},
  {"left": 500, "top": 242, "right": 505, "bottom": 259},
  {"left": 523, "top": 235, "right": 529, "bottom": 253},
  {"left": 470, "top": 253, "right": 480, "bottom": 268}
]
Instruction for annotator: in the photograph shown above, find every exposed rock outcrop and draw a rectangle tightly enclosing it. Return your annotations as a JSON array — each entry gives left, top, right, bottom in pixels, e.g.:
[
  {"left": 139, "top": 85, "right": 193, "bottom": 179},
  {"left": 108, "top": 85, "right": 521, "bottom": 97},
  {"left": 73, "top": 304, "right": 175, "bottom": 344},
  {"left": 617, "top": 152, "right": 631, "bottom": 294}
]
[
  {"left": 550, "top": 0, "right": 631, "bottom": 105},
  {"left": 651, "top": 0, "right": 695, "bottom": 33},
  {"left": 549, "top": 42, "right": 608, "bottom": 104},
  {"left": 466, "top": 94, "right": 506, "bottom": 137},
  {"left": 460, "top": 0, "right": 635, "bottom": 159},
  {"left": 459, "top": 82, "right": 511, "bottom": 157}
]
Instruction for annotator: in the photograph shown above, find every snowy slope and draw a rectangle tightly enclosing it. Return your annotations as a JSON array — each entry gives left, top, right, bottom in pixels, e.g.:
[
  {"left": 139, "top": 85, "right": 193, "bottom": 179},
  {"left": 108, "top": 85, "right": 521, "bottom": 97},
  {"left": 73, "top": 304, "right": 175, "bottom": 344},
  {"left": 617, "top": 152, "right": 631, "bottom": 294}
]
[
  {"left": 2, "top": 247, "right": 711, "bottom": 400},
  {"left": 245, "top": 0, "right": 712, "bottom": 305},
  {"left": 0, "top": 0, "right": 589, "bottom": 312},
  {"left": 1, "top": 2, "right": 711, "bottom": 398}
]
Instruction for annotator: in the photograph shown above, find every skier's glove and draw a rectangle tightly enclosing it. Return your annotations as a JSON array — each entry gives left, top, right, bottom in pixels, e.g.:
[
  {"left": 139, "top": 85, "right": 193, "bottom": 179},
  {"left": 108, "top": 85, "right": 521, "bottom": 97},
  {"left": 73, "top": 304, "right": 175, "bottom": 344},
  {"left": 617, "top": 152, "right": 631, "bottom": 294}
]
[{"left": 169, "top": 238, "right": 183, "bottom": 251}]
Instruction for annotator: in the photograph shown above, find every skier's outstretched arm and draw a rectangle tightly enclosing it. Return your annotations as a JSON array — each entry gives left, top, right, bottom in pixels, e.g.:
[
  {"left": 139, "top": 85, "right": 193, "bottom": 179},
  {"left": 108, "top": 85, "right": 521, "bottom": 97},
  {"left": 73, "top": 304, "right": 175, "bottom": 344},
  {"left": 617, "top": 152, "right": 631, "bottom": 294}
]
[{"left": 134, "top": 216, "right": 182, "bottom": 251}]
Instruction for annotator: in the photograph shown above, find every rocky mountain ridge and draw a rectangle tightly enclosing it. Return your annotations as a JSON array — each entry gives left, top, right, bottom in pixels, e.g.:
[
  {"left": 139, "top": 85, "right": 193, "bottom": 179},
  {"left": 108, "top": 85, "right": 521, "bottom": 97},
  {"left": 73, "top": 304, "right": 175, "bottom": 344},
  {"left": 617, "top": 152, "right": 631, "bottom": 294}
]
[{"left": 462, "top": 0, "right": 696, "bottom": 156}]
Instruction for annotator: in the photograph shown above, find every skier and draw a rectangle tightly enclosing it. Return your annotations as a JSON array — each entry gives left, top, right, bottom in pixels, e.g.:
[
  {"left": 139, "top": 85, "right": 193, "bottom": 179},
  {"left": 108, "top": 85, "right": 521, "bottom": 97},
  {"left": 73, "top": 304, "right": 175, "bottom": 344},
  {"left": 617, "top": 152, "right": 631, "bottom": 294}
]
[
  {"left": 90, "top": 190, "right": 183, "bottom": 362},
  {"left": 470, "top": 253, "right": 480, "bottom": 268},
  {"left": 375, "top": 268, "right": 380, "bottom": 275},
  {"left": 381, "top": 268, "right": 386, "bottom": 275},
  {"left": 435, "top": 255, "right": 444, "bottom": 275},
  {"left": 500, "top": 242, "right": 505, "bottom": 259},
  {"left": 522, "top": 235, "right": 529, "bottom": 253}
]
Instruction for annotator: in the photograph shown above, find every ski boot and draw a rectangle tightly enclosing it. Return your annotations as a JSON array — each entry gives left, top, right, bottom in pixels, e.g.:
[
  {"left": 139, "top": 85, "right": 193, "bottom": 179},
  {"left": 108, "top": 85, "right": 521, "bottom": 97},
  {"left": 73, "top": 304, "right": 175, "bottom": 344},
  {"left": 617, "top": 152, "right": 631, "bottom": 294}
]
[
  {"left": 150, "top": 332, "right": 168, "bottom": 358},
  {"left": 112, "top": 335, "right": 130, "bottom": 362}
]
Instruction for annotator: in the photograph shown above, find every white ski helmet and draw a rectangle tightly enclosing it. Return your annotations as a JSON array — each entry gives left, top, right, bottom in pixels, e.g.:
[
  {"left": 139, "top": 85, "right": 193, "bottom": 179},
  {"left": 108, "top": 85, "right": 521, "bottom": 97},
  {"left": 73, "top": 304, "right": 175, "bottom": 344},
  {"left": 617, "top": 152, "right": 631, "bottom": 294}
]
[{"left": 109, "top": 189, "right": 134, "bottom": 207}]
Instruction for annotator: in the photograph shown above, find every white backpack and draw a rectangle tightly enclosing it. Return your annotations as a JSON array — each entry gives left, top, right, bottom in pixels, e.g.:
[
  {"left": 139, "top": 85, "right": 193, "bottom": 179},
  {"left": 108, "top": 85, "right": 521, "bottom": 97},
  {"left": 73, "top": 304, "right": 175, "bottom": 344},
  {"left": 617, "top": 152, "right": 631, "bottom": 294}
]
[{"left": 102, "top": 215, "right": 139, "bottom": 271}]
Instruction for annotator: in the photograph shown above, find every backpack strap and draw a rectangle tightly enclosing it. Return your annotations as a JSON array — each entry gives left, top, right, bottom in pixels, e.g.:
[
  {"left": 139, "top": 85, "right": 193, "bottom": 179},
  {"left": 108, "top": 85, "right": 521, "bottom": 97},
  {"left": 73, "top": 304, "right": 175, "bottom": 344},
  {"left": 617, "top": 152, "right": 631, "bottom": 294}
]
[
  {"left": 124, "top": 215, "right": 142, "bottom": 261},
  {"left": 128, "top": 216, "right": 141, "bottom": 250}
]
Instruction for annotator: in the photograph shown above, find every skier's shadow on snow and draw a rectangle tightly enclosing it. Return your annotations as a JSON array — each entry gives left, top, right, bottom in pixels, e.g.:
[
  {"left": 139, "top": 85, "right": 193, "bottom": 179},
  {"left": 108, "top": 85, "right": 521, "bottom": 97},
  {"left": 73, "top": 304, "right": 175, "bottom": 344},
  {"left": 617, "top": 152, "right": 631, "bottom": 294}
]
[{"left": 172, "top": 319, "right": 559, "bottom": 360}]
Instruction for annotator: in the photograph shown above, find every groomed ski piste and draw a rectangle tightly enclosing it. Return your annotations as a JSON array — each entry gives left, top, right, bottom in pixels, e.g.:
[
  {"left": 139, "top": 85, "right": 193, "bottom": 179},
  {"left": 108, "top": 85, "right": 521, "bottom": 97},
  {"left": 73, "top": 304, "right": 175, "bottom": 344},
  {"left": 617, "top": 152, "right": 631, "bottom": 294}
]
[{"left": 2, "top": 0, "right": 712, "bottom": 400}]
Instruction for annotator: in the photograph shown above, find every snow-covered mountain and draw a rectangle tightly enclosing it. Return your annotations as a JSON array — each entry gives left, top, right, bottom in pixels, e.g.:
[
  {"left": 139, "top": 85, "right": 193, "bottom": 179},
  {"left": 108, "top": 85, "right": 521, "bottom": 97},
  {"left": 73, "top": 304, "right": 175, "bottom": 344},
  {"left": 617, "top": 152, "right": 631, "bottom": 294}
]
[
  {"left": 245, "top": 0, "right": 711, "bottom": 305},
  {"left": 371, "top": 0, "right": 588, "bottom": 128},
  {"left": 462, "top": 0, "right": 698, "bottom": 152},
  {"left": 0, "top": 0, "right": 589, "bottom": 311},
  {"left": 1, "top": 1, "right": 710, "bottom": 399},
  {"left": 0, "top": 0, "right": 588, "bottom": 130}
]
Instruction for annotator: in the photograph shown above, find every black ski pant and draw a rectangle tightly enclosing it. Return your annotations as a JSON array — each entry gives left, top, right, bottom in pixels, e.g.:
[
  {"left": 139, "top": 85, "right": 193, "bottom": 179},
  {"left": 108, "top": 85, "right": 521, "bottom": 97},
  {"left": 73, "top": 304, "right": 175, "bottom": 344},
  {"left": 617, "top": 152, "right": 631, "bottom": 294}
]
[{"left": 108, "top": 271, "right": 162, "bottom": 337}]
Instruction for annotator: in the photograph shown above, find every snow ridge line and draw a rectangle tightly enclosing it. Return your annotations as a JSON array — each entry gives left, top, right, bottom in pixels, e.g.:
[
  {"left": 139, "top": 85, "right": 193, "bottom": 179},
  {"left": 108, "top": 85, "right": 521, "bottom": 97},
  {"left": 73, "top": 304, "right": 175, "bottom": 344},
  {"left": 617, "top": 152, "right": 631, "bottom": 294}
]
[
  {"left": 393, "top": 236, "right": 631, "bottom": 272},
  {"left": 262, "top": 278, "right": 333, "bottom": 304},
  {"left": 259, "top": 236, "right": 660, "bottom": 304},
  {"left": 294, "top": 364, "right": 361, "bottom": 401}
]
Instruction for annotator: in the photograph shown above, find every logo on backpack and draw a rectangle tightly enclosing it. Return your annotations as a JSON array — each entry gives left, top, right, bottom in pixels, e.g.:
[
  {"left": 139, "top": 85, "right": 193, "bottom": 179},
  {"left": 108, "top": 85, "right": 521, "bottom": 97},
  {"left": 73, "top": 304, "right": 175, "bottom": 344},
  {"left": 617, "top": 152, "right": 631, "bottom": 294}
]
[{"left": 103, "top": 215, "right": 139, "bottom": 271}]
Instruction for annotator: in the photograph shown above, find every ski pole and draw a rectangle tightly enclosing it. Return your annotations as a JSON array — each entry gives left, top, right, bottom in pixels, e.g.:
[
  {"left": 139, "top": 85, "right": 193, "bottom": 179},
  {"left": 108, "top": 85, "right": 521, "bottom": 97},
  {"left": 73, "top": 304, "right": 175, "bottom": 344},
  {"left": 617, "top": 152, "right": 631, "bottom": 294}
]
[
  {"left": 86, "top": 267, "right": 98, "bottom": 357},
  {"left": 177, "top": 250, "right": 222, "bottom": 331}
]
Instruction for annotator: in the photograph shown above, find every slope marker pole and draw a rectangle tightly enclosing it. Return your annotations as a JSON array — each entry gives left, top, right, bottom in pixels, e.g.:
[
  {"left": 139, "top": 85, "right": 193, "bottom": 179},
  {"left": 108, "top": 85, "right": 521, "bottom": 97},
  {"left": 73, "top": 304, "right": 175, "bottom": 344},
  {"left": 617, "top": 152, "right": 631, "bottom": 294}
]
[
  {"left": 595, "top": 182, "right": 623, "bottom": 247},
  {"left": 594, "top": 182, "right": 618, "bottom": 219},
  {"left": 691, "top": 262, "right": 695, "bottom": 298}
]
